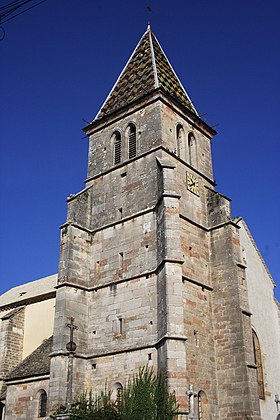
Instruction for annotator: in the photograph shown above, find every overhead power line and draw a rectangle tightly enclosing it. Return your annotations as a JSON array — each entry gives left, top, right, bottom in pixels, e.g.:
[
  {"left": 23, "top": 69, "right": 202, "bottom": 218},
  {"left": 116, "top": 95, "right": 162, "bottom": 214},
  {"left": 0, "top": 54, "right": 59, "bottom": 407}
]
[{"left": 0, "top": 0, "right": 48, "bottom": 25}]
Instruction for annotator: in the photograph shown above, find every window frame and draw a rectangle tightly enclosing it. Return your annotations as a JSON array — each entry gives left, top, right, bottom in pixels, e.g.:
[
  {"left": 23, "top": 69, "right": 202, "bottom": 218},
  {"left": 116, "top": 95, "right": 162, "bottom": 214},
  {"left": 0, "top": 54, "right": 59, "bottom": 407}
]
[
  {"left": 252, "top": 330, "right": 265, "bottom": 400},
  {"left": 127, "top": 123, "right": 137, "bottom": 160},
  {"left": 112, "top": 130, "right": 122, "bottom": 165},
  {"left": 38, "top": 389, "right": 47, "bottom": 418}
]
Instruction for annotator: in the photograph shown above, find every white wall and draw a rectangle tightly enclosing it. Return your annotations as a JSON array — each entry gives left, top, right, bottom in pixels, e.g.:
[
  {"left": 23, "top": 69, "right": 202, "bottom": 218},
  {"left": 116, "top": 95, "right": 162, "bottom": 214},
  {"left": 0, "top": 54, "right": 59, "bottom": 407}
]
[
  {"left": 22, "top": 298, "right": 55, "bottom": 358},
  {"left": 239, "top": 220, "right": 280, "bottom": 420}
]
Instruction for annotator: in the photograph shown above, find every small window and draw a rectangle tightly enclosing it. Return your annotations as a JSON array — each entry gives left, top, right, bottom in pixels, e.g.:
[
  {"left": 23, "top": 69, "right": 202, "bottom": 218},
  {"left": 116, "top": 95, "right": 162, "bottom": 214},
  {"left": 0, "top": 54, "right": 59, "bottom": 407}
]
[
  {"left": 38, "top": 390, "right": 47, "bottom": 417},
  {"left": 127, "top": 123, "right": 137, "bottom": 159},
  {"left": 119, "top": 252, "right": 123, "bottom": 269},
  {"left": 112, "top": 382, "right": 123, "bottom": 404},
  {"left": 113, "top": 131, "right": 121, "bottom": 164},
  {"left": 188, "top": 132, "right": 197, "bottom": 167},
  {"left": 252, "top": 330, "right": 265, "bottom": 399},
  {"left": 176, "top": 124, "right": 185, "bottom": 159},
  {"left": 197, "top": 391, "right": 207, "bottom": 420},
  {"left": 118, "top": 317, "right": 123, "bottom": 335}
]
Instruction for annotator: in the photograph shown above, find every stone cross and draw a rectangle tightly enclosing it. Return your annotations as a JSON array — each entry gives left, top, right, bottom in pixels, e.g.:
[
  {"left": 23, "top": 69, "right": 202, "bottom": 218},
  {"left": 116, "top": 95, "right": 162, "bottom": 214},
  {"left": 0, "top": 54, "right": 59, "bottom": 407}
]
[
  {"left": 66, "top": 317, "right": 78, "bottom": 352},
  {"left": 65, "top": 317, "right": 78, "bottom": 408}
]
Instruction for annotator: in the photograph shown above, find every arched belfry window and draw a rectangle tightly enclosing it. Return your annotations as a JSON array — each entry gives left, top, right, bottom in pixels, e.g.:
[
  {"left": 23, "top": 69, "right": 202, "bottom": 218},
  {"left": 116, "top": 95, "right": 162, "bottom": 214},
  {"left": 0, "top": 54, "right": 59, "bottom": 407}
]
[
  {"left": 176, "top": 124, "right": 185, "bottom": 159},
  {"left": 188, "top": 132, "right": 197, "bottom": 167},
  {"left": 112, "top": 131, "right": 121, "bottom": 165},
  {"left": 38, "top": 390, "right": 47, "bottom": 417},
  {"left": 252, "top": 330, "right": 265, "bottom": 399},
  {"left": 127, "top": 123, "right": 137, "bottom": 159}
]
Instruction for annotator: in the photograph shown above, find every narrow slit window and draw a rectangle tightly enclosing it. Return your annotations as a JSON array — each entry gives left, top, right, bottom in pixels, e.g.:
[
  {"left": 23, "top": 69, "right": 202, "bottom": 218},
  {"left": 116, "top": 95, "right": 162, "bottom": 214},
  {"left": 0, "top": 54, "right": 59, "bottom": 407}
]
[
  {"left": 252, "top": 330, "right": 265, "bottom": 399},
  {"left": 118, "top": 317, "right": 123, "bottom": 334},
  {"left": 188, "top": 132, "right": 197, "bottom": 167},
  {"left": 113, "top": 131, "right": 121, "bottom": 164},
  {"left": 128, "top": 123, "right": 137, "bottom": 159},
  {"left": 119, "top": 252, "right": 123, "bottom": 269},
  {"left": 38, "top": 390, "right": 47, "bottom": 417},
  {"left": 176, "top": 124, "right": 185, "bottom": 159}
]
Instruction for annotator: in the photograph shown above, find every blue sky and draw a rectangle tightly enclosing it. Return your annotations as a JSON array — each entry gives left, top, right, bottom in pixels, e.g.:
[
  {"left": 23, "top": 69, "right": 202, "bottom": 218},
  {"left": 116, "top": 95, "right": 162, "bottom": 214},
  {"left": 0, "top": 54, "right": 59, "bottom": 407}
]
[{"left": 0, "top": 0, "right": 279, "bottom": 301}]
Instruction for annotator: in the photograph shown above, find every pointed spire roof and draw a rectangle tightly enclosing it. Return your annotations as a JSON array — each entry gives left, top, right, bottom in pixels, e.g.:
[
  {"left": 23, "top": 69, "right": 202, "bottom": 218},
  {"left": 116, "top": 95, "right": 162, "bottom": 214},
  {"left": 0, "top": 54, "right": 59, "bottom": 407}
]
[{"left": 95, "top": 25, "right": 197, "bottom": 120}]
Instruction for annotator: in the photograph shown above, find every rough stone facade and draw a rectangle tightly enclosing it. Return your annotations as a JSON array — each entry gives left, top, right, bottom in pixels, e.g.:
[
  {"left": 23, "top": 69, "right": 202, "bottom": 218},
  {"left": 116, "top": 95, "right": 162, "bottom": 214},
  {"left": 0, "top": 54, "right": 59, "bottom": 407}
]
[
  {"left": 48, "top": 26, "right": 280, "bottom": 419},
  {"left": 1, "top": 25, "right": 280, "bottom": 420},
  {"left": 4, "top": 378, "right": 49, "bottom": 420},
  {"left": 0, "top": 307, "right": 25, "bottom": 393}
]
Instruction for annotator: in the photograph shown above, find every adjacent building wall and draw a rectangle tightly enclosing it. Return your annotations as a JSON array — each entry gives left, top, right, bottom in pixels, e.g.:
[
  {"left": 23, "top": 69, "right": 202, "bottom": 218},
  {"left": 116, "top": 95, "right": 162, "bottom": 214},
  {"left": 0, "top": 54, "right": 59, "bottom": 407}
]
[
  {"left": 4, "top": 378, "right": 49, "bottom": 420},
  {"left": 239, "top": 220, "right": 280, "bottom": 420},
  {"left": 22, "top": 298, "right": 55, "bottom": 359}
]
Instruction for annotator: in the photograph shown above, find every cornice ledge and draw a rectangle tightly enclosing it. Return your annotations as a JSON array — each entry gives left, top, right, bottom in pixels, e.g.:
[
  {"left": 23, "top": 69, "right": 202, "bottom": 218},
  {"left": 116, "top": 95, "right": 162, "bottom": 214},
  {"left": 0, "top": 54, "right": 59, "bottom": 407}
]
[
  {"left": 155, "top": 334, "right": 188, "bottom": 346},
  {"left": 209, "top": 219, "right": 241, "bottom": 232},
  {"left": 59, "top": 221, "right": 91, "bottom": 234},
  {"left": 182, "top": 275, "right": 213, "bottom": 291},
  {"left": 241, "top": 309, "right": 253, "bottom": 317},
  {"left": 155, "top": 156, "right": 176, "bottom": 169},
  {"left": 246, "top": 362, "right": 258, "bottom": 369},
  {"left": 55, "top": 281, "right": 88, "bottom": 291},
  {"left": 5, "top": 374, "right": 50, "bottom": 385},
  {"left": 50, "top": 335, "right": 188, "bottom": 361},
  {"left": 160, "top": 258, "right": 185, "bottom": 266},
  {"left": 236, "top": 261, "right": 247, "bottom": 269},
  {"left": 162, "top": 192, "right": 181, "bottom": 199}
]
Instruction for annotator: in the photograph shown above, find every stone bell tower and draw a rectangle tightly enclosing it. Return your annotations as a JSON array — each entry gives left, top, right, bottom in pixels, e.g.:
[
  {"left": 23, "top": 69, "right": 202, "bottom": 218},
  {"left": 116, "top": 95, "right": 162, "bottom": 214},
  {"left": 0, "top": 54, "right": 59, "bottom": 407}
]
[{"left": 48, "top": 25, "right": 262, "bottom": 419}]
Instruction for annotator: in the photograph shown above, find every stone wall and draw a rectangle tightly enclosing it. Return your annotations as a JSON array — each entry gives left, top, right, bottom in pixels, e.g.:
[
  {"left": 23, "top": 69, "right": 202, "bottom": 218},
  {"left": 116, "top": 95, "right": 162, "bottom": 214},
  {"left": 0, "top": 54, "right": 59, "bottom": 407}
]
[
  {"left": 0, "top": 308, "right": 25, "bottom": 394},
  {"left": 49, "top": 94, "right": 267, "bottom": 419},
  {"left": 4, "top": 378, "right": 49, "bottom": 420}
]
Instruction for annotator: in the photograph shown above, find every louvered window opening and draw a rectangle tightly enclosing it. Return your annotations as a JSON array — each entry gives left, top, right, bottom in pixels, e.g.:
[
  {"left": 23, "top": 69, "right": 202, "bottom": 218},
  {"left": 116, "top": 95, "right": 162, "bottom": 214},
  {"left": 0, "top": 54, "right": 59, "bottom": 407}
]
[
  {"left": 114, "top": 134, "right": 121, "bottom": 165},
  {"left": 128, "top": 131, "right": 136, "bottom": 159}
]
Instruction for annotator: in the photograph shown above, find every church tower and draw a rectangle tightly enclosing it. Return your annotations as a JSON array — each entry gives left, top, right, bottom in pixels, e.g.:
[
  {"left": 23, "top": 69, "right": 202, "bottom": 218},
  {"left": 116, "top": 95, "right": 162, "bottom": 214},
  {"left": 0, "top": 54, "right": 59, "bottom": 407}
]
[{"left": 49, "top": 25, "right": 262, "bottom": 419}]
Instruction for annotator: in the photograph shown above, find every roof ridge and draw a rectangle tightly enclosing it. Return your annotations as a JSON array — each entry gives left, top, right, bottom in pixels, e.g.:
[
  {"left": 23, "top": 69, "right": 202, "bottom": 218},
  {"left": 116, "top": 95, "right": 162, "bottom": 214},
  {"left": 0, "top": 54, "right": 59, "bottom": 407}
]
[
  {"left": 148, "top": 27, "right": 159, "bottom": 88},
  {"left": 151, "top": 31, "right": 198, "bottom": 115},
  {"left": 238, "top": 218, "right": 276, "bottom": 287}
]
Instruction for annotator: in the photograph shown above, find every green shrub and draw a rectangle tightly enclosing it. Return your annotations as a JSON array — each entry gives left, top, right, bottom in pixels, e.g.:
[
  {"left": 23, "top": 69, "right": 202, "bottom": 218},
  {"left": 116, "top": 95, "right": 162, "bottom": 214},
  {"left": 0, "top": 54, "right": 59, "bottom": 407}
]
[{"left": 51, "top": 366, "right": 179, "bottom": 420}]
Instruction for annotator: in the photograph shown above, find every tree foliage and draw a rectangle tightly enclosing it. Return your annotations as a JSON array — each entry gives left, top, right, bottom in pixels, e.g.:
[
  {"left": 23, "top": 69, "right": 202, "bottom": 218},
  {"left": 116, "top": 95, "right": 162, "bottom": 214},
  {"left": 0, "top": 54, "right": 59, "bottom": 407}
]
[
  {"left": 51, "top": 366, "right": 179, "bottom": 420},
  {"left": 119, "top": 366, "right": 178, "bottom": 420}
]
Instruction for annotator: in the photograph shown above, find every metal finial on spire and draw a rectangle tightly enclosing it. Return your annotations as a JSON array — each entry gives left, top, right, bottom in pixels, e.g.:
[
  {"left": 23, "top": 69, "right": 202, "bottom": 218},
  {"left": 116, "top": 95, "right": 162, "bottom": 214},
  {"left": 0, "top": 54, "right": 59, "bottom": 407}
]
[{"left": 147, "top": 0, "right": 152, "bottom": 25}]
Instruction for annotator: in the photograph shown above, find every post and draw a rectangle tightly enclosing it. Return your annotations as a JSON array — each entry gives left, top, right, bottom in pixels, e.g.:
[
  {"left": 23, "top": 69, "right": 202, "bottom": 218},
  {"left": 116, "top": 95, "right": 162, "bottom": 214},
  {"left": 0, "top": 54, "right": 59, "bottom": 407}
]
[{"left": 188, "top": 384, "right": 197, "bottom": 420}]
